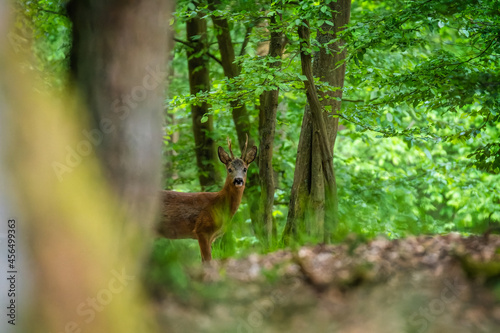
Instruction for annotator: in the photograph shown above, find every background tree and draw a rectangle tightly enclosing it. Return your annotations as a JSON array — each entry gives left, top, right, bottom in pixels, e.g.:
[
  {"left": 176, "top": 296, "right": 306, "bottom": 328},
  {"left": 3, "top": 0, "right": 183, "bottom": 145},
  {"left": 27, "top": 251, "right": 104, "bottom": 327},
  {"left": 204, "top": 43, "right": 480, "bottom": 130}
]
[
  {"left": 284, "top": 0, "right": 351, "bottom": 243},
  {"left": 207, "top": 0, "right": 261, "bottom": 231},
  {"left": 257, "top": 13, "right": 287, "bottom": 246},
  {"left": 186, "top": 0, "right": 221, "bottom": 190}
]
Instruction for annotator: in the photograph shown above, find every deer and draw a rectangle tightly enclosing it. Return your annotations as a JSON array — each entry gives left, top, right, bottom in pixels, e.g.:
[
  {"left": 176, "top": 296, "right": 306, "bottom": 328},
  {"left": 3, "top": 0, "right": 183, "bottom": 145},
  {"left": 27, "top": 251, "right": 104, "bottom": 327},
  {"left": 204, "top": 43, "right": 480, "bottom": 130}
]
[{"left": 157, "top": 135, "right": 257, "bottom": 262}]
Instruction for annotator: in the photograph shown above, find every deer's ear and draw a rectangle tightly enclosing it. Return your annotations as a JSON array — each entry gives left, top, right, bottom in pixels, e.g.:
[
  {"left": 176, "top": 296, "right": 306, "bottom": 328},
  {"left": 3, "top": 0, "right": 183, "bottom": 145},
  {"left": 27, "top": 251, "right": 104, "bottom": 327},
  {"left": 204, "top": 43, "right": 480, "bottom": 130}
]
[
  {"left": 244, "top": 146, "right": 257, "bottom": 165},
  {"left": 218, "top": 146, "right": 232, "bottom": 165}
]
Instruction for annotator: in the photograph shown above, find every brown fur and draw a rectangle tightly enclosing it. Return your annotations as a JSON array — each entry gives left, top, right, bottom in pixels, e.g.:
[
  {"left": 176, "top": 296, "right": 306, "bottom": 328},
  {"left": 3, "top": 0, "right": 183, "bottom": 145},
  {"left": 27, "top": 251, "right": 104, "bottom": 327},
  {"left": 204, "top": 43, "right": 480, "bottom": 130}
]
[{"left": 157, "top": 144, "right": 257, "bottom": 261}]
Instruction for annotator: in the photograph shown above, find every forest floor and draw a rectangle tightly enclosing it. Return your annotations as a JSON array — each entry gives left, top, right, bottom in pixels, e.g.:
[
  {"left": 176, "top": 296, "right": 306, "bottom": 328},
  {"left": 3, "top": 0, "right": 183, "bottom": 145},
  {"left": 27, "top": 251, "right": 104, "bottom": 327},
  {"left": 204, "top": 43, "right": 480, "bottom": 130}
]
[{"left": 155, "top": 234, "right": 500, "bottom": 333}]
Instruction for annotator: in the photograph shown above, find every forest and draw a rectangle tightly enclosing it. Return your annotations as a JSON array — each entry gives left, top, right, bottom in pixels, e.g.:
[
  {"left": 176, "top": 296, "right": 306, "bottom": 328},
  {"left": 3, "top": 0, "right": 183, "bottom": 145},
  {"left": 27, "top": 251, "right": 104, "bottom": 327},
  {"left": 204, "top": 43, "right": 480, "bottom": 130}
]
[{"left": 0, "top": 0, "right": 499, "bottom": 332}]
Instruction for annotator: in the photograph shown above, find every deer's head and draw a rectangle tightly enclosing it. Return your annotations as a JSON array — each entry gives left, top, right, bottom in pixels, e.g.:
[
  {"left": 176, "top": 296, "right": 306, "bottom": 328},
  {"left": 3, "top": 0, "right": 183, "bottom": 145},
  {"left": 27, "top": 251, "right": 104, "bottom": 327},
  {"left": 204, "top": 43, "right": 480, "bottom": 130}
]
[{"left": 218, "top": 135, "right": 257, "bottom": 188}]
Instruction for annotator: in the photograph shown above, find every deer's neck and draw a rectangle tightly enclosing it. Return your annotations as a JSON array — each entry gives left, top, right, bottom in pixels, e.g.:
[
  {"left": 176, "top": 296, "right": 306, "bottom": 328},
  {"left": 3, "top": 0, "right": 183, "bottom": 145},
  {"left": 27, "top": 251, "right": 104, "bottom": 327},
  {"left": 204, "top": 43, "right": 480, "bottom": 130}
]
[{"left": 218, "top": 177, "right": 245, "bottom": 216}]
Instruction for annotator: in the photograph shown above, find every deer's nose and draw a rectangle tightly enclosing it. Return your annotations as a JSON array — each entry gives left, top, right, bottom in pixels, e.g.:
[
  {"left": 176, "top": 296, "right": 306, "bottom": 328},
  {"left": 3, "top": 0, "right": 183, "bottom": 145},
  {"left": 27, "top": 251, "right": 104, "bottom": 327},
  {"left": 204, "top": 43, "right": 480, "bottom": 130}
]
[{"left": 233, "top": 178, "right": 244, "bottom": 186}]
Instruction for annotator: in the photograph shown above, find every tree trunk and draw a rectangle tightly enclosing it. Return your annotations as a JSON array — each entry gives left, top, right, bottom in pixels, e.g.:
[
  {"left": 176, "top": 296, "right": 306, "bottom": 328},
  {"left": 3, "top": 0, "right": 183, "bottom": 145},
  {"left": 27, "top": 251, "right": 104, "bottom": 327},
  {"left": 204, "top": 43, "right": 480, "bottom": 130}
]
[
  {"left": 207, "top": 0, "right": 261, "bottom": 232},
  {"left": 284, "top": 0, "right": 351, "bottom": 244},
  {"left": 258, "top": 15, "right": 287, "bottom": 246},
  {"left": 3, "top": 1, "right": 172, "bottom": 332},
  {"left": 69, "top": 0, "right": 172, "bottom": 227},
  {"left": 187, "top": 0, "right": 221, "bottom": 191}
]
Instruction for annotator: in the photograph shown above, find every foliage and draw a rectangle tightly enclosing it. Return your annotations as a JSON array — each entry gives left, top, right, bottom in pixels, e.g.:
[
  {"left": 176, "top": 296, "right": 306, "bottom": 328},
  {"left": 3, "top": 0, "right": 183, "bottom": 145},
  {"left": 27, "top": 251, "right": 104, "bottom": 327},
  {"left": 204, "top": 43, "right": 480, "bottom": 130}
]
[
  {"left": 12, "top": 0, "right": 71, "bottom": 87},
  {"left": 19, "top": 0, "right": 500, "bottom": 262},
  {"left": 342, "top": 0, "right": 500, "bottom": 172},
  {"left": 332, "top": 0, "right": 500, "bottom": 238}
]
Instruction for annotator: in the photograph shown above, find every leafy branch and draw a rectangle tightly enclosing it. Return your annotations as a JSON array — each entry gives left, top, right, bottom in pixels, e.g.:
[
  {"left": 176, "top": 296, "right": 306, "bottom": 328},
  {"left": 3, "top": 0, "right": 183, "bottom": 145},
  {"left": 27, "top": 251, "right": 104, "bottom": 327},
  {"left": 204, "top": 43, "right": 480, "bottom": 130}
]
[{"left": 173, "top": 38, "right": 223, "bottom": 66}]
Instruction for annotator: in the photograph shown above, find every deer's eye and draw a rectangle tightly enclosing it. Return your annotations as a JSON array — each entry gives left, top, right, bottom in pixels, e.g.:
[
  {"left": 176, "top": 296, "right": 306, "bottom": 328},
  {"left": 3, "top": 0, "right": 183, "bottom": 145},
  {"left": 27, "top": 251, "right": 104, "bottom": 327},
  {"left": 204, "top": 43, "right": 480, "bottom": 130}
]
[
  {"left": 243, "top": 168, "right": 247, "bottom": 173},
  {"left": 228, "top": 168, "right": 233, "bottom": 172}
]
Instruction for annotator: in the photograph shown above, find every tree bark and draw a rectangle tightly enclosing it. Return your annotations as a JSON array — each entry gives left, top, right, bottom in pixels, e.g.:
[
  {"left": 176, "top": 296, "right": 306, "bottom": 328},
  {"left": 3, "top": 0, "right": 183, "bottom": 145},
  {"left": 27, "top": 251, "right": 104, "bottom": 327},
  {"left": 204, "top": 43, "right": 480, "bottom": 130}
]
[
  {"left": 207, "top": 0, "right": 261, "bottom": 233},
  {"left": 258, "top": 15, "right": 286, "bottom": 245},
  {"left": 284, "top": 0, "right": 351, "bottom": 244},
  {"left": 69, "top": 0, "right": 172, "bottom": 227},
  {"left": 187, "top": 0, "right": 221, "bottom": 191},
  {"left": 4, "top": 1, "right": 172, "bottom": 332}
]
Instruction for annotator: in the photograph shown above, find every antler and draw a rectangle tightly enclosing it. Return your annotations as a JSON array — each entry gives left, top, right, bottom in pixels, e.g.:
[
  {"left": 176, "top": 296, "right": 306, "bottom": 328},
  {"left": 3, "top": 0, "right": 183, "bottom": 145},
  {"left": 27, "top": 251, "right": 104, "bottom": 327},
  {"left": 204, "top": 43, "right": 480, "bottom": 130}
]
[
  {"left": 241, "top": 133, "right": 248, "bottom": 159},
  {"left": 227, "top": 136, "right": 235, "bottom": 159}
]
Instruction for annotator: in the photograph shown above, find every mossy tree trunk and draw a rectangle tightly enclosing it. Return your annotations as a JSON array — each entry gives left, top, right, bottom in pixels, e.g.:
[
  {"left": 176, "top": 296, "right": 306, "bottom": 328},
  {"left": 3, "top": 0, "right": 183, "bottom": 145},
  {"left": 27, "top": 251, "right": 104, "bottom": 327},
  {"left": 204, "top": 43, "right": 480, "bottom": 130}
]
[{"left": 284, "top": 0, "right": 351, "bottom": 244}]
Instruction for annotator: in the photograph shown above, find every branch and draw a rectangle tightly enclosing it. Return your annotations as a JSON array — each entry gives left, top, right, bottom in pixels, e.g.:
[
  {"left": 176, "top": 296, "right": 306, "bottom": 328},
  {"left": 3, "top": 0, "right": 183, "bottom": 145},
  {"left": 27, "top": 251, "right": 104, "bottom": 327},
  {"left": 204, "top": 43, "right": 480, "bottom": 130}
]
[
  {"left": 408, "top": 37, "right": 497, "bottom": 75},
  {"left": 451, "top": 37, "right": 497, "bottom": 69},
  {"left": 173, "top": 38, "right": 223, "bottom": 66},
  {"left": 298, "top": 23, "right": 332, "bottom": 160},
  {"left": 336, "top": 112, "right": 445, "bottom": 142},
  {"left": 298, "top": 20, "right": 338, "bottom": 221},
  {"left": 343, "top": 97, "right": 378, "bottom": 103},
  {"left": 239, "top": 24, "right": 253, "bottom": 57},
  {"left": 38, "top": 8, "right": 68, "bottom": 17},
  {"left": 335, "top": 113, "right": 396, "bottom": 137}
]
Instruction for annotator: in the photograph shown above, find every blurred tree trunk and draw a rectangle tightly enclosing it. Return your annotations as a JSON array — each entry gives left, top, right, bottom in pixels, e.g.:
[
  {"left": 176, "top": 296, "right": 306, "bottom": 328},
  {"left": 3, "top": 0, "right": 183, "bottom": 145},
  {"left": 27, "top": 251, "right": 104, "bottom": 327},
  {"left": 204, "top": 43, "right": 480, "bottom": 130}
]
[
  {"left": 207, "top": 0, "right": 261, "bottom": 234},
  {"left": 69, "top": 0, "right": 172, "bottom": 225},
  {"left": 187, "top": 0, "right": 221, "bottom": 191},
  {"left": 283, "top": 0, "right": 351, "bottom": 244},
  {"left": 258, "top": 15, "right": 286, "bottom": 246},
  {"left": 2, "top": 1, "right": 172, "bottom": 332}
]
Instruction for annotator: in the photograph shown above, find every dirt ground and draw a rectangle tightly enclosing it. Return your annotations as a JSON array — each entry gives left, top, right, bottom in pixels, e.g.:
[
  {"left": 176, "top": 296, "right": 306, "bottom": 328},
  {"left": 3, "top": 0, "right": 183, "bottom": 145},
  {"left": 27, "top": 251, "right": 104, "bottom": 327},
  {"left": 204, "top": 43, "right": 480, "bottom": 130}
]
[{"left": 155, "top": 234, "right": 500, "bottom": 333}]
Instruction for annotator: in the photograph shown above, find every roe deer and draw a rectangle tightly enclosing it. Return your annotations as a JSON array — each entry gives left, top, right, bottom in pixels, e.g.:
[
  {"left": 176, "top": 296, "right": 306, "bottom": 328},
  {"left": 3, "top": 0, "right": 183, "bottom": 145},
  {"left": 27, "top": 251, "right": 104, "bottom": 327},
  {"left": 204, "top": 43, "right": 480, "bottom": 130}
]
[{"left": 157, "top": 136, "right": 257, "bottom": 262}]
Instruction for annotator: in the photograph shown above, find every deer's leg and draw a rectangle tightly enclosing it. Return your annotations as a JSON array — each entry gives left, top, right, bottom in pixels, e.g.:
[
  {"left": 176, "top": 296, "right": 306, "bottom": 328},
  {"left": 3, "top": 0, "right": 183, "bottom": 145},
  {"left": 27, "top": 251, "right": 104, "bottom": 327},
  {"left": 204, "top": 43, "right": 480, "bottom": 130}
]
[{"left": 197, "top": 233, "right": 212, "bottom": 262}]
